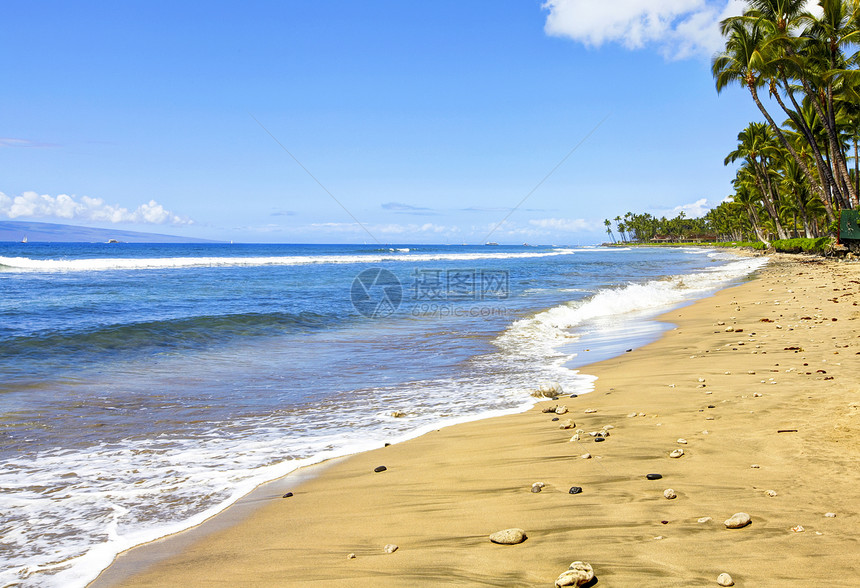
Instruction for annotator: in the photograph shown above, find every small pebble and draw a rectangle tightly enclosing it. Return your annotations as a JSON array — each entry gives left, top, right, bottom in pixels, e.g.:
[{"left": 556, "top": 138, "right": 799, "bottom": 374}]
[
  {"left": 750, "top": 464, "right": 760, "bottom": 469},
  {"left": 663, "top": 488, "right": 677, "bottom": 499},
  {"left": 374, "top": 466, "right": 387, "bottom": 473},
  {"left": 594, "top": 437, "right": 605, "bottom": 443},
  {"left": 646, "top": 473, "right": 663, "bottom": 480},
  {"left": 698, "top": 516, "right": 712, "bottom": 523},
  {"left": 717, "top": 572, "right": 734, "bottom": 586},
  {"left": 581, "top": 453, "right": 592, "bottom": 459},
  {"left": 584, "top": 408, "right": 597, "bottom": 414},
  {"left": 281, "top": 492, "right": 293, "bottom": 498},
  {"left": 677, "top": 438, "right": 687, "bottom": 444},
  {"left": 791, "top": 525, "right": 804, "bottom": 533},
  {"left": 383, "top": 544, "right": 399, "bottom": 553},
  {"left": 766, "top": 490, "right": 777, "bottom": 497},
  {"left": 824, "top": 512, "right": 836, "bottom": 518},
  {"left": 531, "top": 485, "right": 542, "bottom": 493},
  {"left": 669, "top": 449, "right": 684, "bottom": 458},
  {"left": 347, "top": 553, "right": 356, "bottom": 559},
  {"left": 552, "top": 417, "right": 560, "bottom": 422},
  {"left": 568, "top": 486, "right": 583, "bottom": 494}
]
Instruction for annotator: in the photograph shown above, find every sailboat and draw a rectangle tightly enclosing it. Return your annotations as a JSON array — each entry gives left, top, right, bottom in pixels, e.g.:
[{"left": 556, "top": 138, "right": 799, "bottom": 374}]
[{"left": 21, "top": 236, "right": 28, "bottom": 243}]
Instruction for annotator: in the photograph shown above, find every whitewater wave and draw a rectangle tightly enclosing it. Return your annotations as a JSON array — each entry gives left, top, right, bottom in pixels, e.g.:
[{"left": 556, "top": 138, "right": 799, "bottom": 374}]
[
  {"left": 495, "top": 254, "right": 769, "bottom": 360},
  {"left": 0, "top": 249, "right": 579, "bottom": 272}
]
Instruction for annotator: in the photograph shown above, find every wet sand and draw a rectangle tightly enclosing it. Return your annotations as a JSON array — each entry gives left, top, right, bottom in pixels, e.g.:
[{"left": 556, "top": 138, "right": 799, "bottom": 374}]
[{"left": 92, "top": 254, "right": 860, "bottom": 587}]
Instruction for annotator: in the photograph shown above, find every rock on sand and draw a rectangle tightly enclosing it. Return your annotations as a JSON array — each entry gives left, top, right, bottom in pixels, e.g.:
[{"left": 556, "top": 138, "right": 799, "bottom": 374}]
[
  {"left": 554, "top": 561, "right": 594, "bottom": 587},
  {"left": 724, "top": 512, "right": 751, "bottom": 529},
  {"left": 489, "top": 528, "right": 527, "bottom": 545},
  {"left": 717, "top": 572, "right": 735, "bottom": 586}
]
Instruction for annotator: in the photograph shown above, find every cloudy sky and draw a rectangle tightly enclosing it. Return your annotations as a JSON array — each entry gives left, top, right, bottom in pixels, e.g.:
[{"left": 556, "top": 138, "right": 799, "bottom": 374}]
[{"left": 2, "top": 0, "right": 774, "bottom": 244}]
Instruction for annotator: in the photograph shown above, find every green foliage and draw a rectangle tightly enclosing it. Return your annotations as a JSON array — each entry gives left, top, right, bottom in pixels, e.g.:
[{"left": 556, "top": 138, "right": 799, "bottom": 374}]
[
  {"left": 770, "top": 237, "right": 832, "bottom": 254},
  {"left": 709, "top": 0, "right": 860, "bottom": 242}
]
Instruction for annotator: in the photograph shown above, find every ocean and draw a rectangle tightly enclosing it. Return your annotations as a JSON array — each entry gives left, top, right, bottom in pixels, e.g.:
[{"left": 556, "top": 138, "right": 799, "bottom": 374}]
[{"left": 0, "top": 243, "right": 767, "bottom": 587}]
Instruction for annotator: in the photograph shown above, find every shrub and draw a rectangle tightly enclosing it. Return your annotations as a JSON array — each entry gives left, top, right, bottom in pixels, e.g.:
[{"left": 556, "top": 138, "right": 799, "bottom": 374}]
[{"left": 770, "top": 237, "right": 831, "bottom": 254}]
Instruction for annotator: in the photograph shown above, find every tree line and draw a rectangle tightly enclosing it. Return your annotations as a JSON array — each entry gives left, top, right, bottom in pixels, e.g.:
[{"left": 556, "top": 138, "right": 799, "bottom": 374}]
[{"left": 608, "top": 0, "right": 860, "bottom": 245}]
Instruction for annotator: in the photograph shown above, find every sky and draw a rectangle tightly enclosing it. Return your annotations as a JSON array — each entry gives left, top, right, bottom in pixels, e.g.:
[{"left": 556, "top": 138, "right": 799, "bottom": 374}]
[{"left": 1, "top": 0, "right": 777, "bottom": 244}]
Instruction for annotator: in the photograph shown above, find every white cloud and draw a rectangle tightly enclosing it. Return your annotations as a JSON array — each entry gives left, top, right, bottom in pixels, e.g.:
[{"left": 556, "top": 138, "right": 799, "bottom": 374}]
[
  {"left": 0, "top": 137, "right": 57, "bottom": 148},
  {"left": 542, "top": 0, "right": 747, "bottom": 59},
  {"left": 0, "top": 191, "right": 192, "bottom": 225},
  {"left": 656, "top": 197, "right": 713, "bottom": 217}
]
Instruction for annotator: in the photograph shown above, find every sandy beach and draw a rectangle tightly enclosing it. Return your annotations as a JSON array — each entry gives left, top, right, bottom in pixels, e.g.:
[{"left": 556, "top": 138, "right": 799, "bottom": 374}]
[{"left": 91, "top": 253, "right": 859, "bottom": 587}]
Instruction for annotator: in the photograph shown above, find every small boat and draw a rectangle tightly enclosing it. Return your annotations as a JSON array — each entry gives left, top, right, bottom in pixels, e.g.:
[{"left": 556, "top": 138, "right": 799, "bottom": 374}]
[
  {"left": 485, "top": 242, "right": 499, "bottom": 246},
  {"left": 107, "top": 239, "right": 119, "bottom": 243},
  {"left": 21, "top": 236, "right": 27, "bottom": 243}
]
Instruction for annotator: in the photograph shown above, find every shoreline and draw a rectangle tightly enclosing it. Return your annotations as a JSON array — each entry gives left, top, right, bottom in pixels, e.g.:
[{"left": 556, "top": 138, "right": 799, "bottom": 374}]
[{"left": 92, "top": 253, "right": 859, "bottom": 586}]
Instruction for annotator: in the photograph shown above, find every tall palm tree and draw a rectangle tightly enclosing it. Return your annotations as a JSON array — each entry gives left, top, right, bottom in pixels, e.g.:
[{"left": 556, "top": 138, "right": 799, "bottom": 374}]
[
  {"left": 713, "top": 17, "right": 831, "bottom": 212},
  {"left": 733, "top": 166, "right": 771, "bottom": 243},
  {"left": 725, "top": 122, "right": 790, "bottom": 238},
  {"left": 603, "top": 219, "right": 616, "bottom": 243},
  {"left": 787, "top": 0, "right": 859, "bottom": 208}
]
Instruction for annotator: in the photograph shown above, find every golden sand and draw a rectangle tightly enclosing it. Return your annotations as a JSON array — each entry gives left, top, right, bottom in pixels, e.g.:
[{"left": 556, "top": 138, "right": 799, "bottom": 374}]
[{"left": 91, "top": 254, "right": 859, "bottom": 587}]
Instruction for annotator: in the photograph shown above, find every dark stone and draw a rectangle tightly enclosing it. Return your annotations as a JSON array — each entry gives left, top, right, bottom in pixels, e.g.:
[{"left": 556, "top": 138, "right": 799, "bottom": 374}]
[
  {"left": 570, "top": 394, "right": 578, "bottom": 398},
  {"left": 552, "top": 396, "right": 559, "bottom": 401},
  {"left": 594, "top": 437, "right": 605, "bottom": 442},
  {"left": 374, "top": 466, "right": 387, "bottom": 473},
  {"left": 384, "top": 443, "right": 391, "bottom": 447},
  {"left": 568, "top": 486, "right": 583, "bottom": 494},
  {"left": 646, "top": 473, "right": 663, "bottom": 480},
  {"left": 282, "top": 492, "right": 293, "bottom": 498},
  {"left": 708, "top": 405, "right": 715, "bottom": 408},
  {"left": 626, "top": 349, "right": 633, "bottom": 352},
  {"left": 661, "top": 520, "right": 669, "bottom": 524},
  {"left": 552, "top": 417, "right": 560, "bottom": 422}
]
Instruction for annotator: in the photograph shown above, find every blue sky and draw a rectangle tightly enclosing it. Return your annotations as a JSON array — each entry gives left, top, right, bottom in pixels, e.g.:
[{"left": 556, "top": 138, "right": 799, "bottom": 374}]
[{"left": 1, "top": 0, "right": 768, "bottom": 244}]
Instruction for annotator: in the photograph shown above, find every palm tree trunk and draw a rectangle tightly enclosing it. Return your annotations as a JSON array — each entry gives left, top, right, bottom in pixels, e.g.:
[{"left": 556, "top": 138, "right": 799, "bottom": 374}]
[
  {"left": 789, "top": 59, "right": 858, "bottom": 209},
  {"left": 747, "top": 204, "right": 769, "bottom": 245},
  {"left": 774, "top": 73, "right": 846, "bottom": 210},
  {"left": 747, "top": 82, "right": 837, "bottom": 226},
  {"left": 855, "top": 137, "right": 859, "bottom": 207}
]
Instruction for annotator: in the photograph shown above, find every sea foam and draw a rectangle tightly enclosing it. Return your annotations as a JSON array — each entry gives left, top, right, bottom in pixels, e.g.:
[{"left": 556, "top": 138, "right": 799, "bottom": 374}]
[{"left": 0, "top": 249, "right": 579, "bottom": 272}]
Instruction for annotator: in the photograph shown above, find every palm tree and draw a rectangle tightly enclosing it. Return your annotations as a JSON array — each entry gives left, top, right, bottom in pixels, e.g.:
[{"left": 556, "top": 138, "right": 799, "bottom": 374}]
[
  {"left": 603, "top": 219, "right": 616, "bottom": 243},
  {"left": 733, "top": 167, "right": 771, "bottom": 243},
  {"left": 711, "top": 9, "right": 836, "bottom": 216},
  {"left": 725, "top": 122, "right": 790, "bottom": 238},
  {"left": 799, "top": 0, "right": 860, "bottom": 208}
]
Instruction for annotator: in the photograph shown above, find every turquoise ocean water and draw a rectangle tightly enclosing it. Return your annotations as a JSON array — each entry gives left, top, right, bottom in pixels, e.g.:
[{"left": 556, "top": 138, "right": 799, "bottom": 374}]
[{"left": 0, "top": 243, "right": 767, "bottom": 587}]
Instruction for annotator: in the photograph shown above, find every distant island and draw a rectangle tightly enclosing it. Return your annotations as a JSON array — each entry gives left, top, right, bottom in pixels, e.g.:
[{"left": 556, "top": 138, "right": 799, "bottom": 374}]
[{"left": 0, "top": 221, "right": 220, "bottom": 244}]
